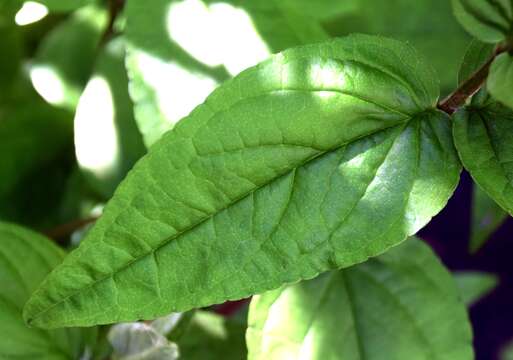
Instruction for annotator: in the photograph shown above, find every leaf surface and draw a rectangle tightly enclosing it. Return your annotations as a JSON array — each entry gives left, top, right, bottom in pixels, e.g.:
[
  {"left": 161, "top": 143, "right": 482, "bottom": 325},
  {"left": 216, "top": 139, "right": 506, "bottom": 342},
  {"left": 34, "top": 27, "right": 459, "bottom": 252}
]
[
  {"left": 454, "top": 271, "right": 498, "bottom": 306},
  {"left": 125, "top": 0, "right": 330, "bottom": 146},
  {"left": 24, "top": 35, "right": 460, "bottom": 328},
  {"left": 0, "top": 222, "right": 87, "bottom": 359},
  {"left": 453, "top": 100, "right": 513, "bottom": 215},
  {"left": 470, "top": 184, "right": 508, "bottom": 252},
  {"left": 488, "top": 53, "right": 513, "bottom": 110},
  {"left": 452, "top": 0, "right": 513, "bottom": 43},
  {"left": 246, "top": 239, "right": 473, "bottom": 360}
]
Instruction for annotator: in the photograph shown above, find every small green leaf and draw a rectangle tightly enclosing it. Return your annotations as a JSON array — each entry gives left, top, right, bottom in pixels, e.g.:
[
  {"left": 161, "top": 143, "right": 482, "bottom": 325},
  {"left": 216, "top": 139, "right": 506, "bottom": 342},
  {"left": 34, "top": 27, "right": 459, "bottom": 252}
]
[
  {"left": 453, "top": 100, "right": 513, "bottom": 215},
  {"left": 470, "top": 184, "right": 508, "bottom": 252},
  {"left": 24, "top": 35, "right": 460, "bottom": 329},
  {"left": 74, "top": 37, "right": 146, "bottom": 198},
  {"left": 454, "top": 271, "right": 498, "bottom": 306},
  {"left": 488, "top": 53, "right": 513, "bottom": 110},
  {"left": 458, "top": 39, "right": 495, "bottom": 85},
  {"left": 452, "top": 0, "right": 513, "bottom": 43},
  {"left": 501, "top": 341, "right": 513, "bottom": 360},
  {"left": 30, "top": 5, "right": 107, "bottom": 109},
  {"left": 0, "top": 222, "right": 88, "bottom": 359},
  {"left": 247, "top": 239, "right": 473, "bottom": 360}
]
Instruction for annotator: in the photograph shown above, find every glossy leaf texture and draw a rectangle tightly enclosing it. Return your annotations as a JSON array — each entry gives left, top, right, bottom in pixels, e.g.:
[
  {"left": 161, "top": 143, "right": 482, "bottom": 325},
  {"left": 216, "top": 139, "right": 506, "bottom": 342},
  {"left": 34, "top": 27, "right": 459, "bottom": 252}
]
[
  {"left": 454, "top": 271, "right": 498, "bottom": 306},
  {"left": 24, "top": 35, "right": 461, "bottom": 329},
  {"left": 470, "top": 184, "right": 508, "bottom": 252},
  {"left": 0, "top": 222, "right": 88, "bottom": 359},
  {"left": 452, "top": 0, "right": 513, "bottom": 43},
  {"left": 453, "top": 100, "right": 513, "bottom": 215},
  {"left": 324, "top": 0, "right": 470, "bottom": 92},
  {"left": 488, "top": 53, "right": 513, "bottom": 110},
  {"left": 30, "top": 5, "right": 107, "bottom": 109},
  {"left": 74, "top": 38, "right": 146, "bottom": 198},
  {"left": 246, "top": 239, "right": 473, "bottom": 360},
  {"left": 125, "top": 0, "right": 334, "bottom": 146}
]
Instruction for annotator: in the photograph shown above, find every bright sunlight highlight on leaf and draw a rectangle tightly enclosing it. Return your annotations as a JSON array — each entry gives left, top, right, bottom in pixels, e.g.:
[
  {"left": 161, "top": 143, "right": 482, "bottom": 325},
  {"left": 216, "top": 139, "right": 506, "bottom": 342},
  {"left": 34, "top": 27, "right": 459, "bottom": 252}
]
[{"left": 15, "top": 1, "right": 48, "bottom": 26}]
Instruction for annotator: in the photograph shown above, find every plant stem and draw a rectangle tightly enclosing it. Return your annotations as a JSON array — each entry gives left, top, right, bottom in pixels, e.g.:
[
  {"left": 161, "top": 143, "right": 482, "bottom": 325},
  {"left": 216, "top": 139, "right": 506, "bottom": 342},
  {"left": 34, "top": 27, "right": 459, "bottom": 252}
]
[
  {"left": 438, "top": 43, "right": 511, "bottom": 114},
  {"left": 44, "top": 216, "right": 98, "bottom": 241},
  {"left": 98, "top": 0, "right": 125, "bottom": 48}
]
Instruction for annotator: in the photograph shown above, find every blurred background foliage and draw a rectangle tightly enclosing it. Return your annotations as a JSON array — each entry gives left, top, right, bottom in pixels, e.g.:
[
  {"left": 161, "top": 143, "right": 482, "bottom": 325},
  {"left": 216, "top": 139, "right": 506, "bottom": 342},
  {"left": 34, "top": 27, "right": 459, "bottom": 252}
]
[{"left": 0, "top": 0, "right": 470, "bottom": 231}]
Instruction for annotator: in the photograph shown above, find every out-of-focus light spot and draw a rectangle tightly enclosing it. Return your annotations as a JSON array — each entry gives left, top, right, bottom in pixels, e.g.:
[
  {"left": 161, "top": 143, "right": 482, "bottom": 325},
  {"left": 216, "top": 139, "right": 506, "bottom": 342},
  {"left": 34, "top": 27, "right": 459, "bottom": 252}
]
[
  {"left": 135, "top": 51, "right": 217, "bottom": 125},
  {"left": 15, "top": 1, "right": 48, "bottom": 26},
  {"left": 29, "top": 65, "right": 66, "bottom": 104},
  {"left": 167, "top": 0, "right": 270, "bottom": 76},
  {"left": 75, "top": 76, "right": 119, "bottom": 179}
]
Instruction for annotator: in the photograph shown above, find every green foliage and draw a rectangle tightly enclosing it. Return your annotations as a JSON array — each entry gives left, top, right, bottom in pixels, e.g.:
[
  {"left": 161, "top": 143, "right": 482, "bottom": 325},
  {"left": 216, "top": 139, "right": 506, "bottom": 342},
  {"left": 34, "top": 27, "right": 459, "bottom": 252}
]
[
  {"left": 453, "top": 100, "right": 513, "bottom": 215},
  {"left": 23, "top": 34, "right": 461, "bottom": 329},
  {"left": 30, "top": 5, "right": 107, "bottom": 109},
  {"left": 247, "top": 239, "right": 473, "bottom": 359},
  {"left": 0, "top": 222, "right": 91, "bottom": 359},
  {"left": 3, "top": 0, "right": 513, "bottom": 358},
  {"left": 470, "top": 184, "right": 508, "bottom": 252},
  {"left": 454, "top": 271, "right": 499, "bottom": 306},
  {"left": 452, "top": 0, "right": 513, "bottom": 43},
  {"left": 74, "top": 37, "right": 145, "bottom": 198},
  {"left": 488, "top": 53, "right": 513, "bottom": 109}
]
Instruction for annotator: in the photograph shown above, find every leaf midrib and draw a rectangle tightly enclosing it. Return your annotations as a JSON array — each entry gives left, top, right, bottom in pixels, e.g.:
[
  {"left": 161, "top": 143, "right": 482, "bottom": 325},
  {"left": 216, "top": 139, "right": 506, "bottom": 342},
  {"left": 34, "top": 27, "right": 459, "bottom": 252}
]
[{"left": 29, "top": 117, "right": 423, "bottom": 325}]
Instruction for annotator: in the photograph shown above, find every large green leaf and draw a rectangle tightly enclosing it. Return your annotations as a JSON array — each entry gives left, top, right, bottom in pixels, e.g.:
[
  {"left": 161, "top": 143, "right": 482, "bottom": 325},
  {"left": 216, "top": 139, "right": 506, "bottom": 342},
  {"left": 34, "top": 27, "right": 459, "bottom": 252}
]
[
  {"left": 470, "top": 184, "right": 508, "bottom": 252},
  {"left": 0, "top": 222, "right": 88, "bottom": 359},
  {"left": 324, "top": 0, "right": 470, "bottom": 92},
  {"left": 125, "top": 0, "right": 331, "bottom": 146},
  {"left": 246, "top": 239, "right": 473, "bottom": 360},
  {"left": 454, "top": 271, "right": 498, "bottom": 306},
  {"left": 488, "top": 53, "right": 513, "bottom": 110},
  {"left": 30, "top": 5, "right": 107, "bottom": 109},
  {"left": 453, "top": 100, "right": 513, "bottom": 215},
  {"left": 24, "top": 35, "right": 461, "bottom": 329},
  {"left": 452, "top": 0, "right": 513, "bottom": 43},
  {"left": 74, "top": 37, "right": 146, "bottom": 198}
]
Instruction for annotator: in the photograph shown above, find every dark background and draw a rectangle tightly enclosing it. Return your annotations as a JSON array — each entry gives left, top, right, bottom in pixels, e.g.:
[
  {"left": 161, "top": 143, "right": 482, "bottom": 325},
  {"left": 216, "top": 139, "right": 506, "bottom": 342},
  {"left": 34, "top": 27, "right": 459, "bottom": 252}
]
[{"left": 420, "top": 172, "right": 513, "bottom": 360}]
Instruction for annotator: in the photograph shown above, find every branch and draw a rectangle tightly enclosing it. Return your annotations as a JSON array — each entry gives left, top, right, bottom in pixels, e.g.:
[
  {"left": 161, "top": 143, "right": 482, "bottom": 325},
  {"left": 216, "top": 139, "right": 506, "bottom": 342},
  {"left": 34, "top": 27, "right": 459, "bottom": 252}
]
[
  {"left": 98, "top": 0, "right": 125, "bottom": 48},
  {"left": 44, "top": 216, "right": 98, "bottom": 241},
  {"left": 438, "top": 43, "right": 511, "bottom": 114}
]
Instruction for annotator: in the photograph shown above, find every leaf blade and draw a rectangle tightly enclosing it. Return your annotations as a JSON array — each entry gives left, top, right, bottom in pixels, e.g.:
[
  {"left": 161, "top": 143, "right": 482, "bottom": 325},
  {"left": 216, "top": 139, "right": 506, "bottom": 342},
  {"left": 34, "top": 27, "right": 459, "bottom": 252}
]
[
  {"left": 24, "top": 35, "right": 460, "bottom": 329},
  {"left": 246, "top": 239, "right": 474, "bottom": 360}
]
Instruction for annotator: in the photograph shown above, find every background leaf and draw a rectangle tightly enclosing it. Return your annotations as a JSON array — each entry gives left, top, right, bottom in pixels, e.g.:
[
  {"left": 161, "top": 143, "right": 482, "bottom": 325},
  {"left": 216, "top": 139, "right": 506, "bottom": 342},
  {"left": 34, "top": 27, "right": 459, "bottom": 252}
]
[
  {"left": 0, "top": 222, "right": 91, "bottom": 359},
  {"left": 488, "top": 53, "right": 513, "bottom": 110},
  {"left": 74, "top": 37, "right": 146, "bottom": 198},
  {"left": 24, "top": 35, "right": 461, "bottom": 329},
  {"left": 454, "top": 271, "right": 499, "bottom": 306},
  {"left": 246, "top": 239, "right": 473, "bottom": 360},
  {"left": 470, "top": 184, "right": 508, "bottom": 252},
  {"left": 325, "top": 0, "right": 470, "bottom": 92},
  {"left": 452, "top": 0, "right": 513, "bottom": 43},
  {"left": 29, "top": 4, "right": 107, "bottom": 109},
  {"left": 453, "top": 100, "right": 513, "bottom": 215}
]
